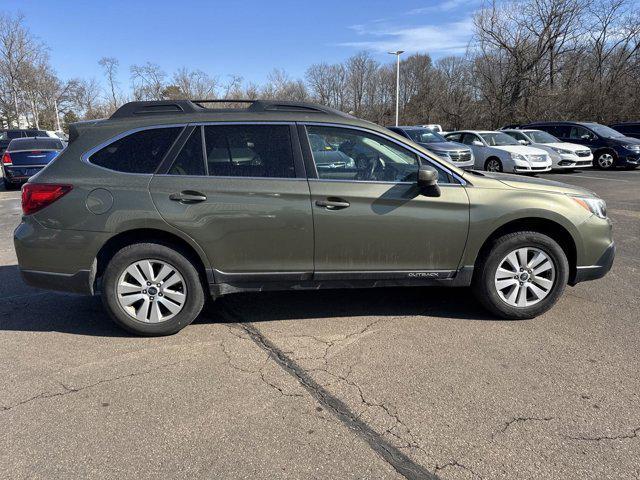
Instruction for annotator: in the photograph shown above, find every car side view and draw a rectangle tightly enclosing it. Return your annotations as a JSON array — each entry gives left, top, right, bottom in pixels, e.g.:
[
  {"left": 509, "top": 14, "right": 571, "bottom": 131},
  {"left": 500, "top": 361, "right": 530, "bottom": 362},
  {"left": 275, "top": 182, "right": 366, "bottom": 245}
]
[
  {"left": 521, "top": 121, "right": 640, "bottom": 170},
  {"left": 445, "top": 130, "right": 552, "bottom": 173},
  {"left": 14, "top": 100, "right": 614, "bottom": 336}
]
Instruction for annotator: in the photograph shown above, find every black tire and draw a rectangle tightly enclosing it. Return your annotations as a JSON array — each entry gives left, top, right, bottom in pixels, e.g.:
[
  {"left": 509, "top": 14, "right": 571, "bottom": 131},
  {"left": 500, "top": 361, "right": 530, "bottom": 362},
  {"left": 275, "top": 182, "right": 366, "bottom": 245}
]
[
  {"left": 472, "top": 231, "right": 569, "bottom": 319},
  {"left": 594, "top": 150, "right": 617, "bottom": 170},
  {"left": 101, "top": 242, "right": 205, "bottom": 336},
  {"left": 484, "top": 157, "right": 503, "bottom": 172}
]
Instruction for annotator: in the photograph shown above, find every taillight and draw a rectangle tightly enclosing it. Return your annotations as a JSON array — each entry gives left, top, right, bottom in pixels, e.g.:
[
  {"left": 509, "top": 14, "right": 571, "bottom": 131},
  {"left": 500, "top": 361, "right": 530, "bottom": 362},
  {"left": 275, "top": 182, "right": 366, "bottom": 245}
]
[
  {"left": 21, "top": 183, "right": 73, "bottom": 215},
  {"left": 2, "top": 152, "right": 11, "bottom": 165}
]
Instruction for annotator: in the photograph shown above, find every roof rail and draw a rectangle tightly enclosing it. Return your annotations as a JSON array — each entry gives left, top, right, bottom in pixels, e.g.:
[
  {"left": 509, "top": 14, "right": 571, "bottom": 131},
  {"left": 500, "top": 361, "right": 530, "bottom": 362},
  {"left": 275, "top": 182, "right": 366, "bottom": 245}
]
[{"left": 109, "top": 99, "right": 351, "bottom": 120}]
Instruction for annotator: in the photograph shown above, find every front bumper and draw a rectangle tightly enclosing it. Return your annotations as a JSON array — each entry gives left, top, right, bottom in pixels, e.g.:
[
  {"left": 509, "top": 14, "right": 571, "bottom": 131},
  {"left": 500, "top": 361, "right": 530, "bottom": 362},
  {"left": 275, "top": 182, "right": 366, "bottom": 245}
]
[
  {"left": 514, "top": 163, "right": 552, "bottom": 173},
  {"left": 619, "top": 152, "right": 640, "bottom": 167},
  {"left": 554, "top": 153, "right": 593, "bottom": 169},
  {"left": 570, "top": 242, "right": 615, "bottom": 285}
]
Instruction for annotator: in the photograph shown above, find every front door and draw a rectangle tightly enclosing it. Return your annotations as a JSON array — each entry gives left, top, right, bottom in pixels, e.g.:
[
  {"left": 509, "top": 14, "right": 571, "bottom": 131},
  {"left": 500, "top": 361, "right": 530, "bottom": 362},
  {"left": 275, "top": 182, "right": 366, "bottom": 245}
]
[
  {"left": 303, "top": 125, "right": 469, "bottom": 278},
  {"left": 149, "top": 123, "right": 314, "bottom": 281}
]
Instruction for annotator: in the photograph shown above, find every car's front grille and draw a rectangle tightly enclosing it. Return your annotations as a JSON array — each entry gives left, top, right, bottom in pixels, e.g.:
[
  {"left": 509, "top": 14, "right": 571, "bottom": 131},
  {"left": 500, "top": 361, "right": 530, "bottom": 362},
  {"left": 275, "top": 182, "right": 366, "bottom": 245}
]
[
  {"left": 577, "top": 150, "right": 591, "bottom": 157},
  {"left": 449, "top": 150, "right": 472, "bottom": 162}
]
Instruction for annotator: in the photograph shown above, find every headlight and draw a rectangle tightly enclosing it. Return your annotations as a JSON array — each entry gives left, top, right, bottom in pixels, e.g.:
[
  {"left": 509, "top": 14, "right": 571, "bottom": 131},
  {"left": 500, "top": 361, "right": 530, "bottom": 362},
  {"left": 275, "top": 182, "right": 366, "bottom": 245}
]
[
  {"left": 552, "top": 147, "right": 572, "bottom": 154},
  {"left": 511, "top": 153, "right": 527, "bottom": 161},
  {"left": 571, "top": 196, "right": 607, "bottom": 219},
  {"left": 624, "top": 144, "right": 640, "bottom": 151}
]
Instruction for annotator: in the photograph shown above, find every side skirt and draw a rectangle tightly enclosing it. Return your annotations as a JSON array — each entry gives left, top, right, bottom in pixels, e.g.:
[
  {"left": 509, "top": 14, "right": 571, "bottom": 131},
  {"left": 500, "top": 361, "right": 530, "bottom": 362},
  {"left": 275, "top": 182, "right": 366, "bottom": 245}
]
[{"left": 208, "top": 266, "right": 474, "bottom": 298}]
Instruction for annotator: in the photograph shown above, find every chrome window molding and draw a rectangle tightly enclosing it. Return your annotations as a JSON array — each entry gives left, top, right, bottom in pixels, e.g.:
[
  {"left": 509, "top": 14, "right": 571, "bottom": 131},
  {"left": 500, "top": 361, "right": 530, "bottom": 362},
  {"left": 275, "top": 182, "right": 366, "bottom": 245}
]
[{"left": 301, "top": 121, "right": 467, "bottom": 186}]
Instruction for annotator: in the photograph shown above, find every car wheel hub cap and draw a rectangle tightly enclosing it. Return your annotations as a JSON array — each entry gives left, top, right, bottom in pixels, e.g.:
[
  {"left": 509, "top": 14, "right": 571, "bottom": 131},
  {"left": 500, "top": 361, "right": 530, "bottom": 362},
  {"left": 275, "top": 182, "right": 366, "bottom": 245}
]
[
  {"left": 494, "top": 247, "right": 556, "bottom": 308},
  {"left": 117, "top": 259, "right": 187, "bottom": 323},
  {"left": 599, "top": 154, "right": 613, "bottom": 167}
]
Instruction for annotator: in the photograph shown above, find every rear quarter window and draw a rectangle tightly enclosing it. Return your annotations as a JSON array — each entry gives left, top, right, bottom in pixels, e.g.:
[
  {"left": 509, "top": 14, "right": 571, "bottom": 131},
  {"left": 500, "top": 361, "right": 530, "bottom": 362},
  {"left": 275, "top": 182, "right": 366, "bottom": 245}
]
[{"left": 89, "top": 127, "right": 182, "bottom": 174}]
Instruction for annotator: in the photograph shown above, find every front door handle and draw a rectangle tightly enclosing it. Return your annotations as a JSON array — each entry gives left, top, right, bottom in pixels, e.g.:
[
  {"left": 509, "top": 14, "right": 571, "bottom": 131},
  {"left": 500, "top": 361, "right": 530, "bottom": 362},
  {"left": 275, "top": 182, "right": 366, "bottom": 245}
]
[
  {"left": 169, "top": 190, "right": 207, "bottom": 204},
  {"left": 315, "top": 198, "right": 350, "bottom": 210}
]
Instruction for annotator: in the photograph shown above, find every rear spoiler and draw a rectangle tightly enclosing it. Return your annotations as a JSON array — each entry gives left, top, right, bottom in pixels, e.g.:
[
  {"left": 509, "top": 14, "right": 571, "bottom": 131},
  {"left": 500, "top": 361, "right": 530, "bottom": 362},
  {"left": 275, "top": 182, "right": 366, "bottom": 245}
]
[{"left": 68, "top": 119, "right": 105, "bottom": 144}]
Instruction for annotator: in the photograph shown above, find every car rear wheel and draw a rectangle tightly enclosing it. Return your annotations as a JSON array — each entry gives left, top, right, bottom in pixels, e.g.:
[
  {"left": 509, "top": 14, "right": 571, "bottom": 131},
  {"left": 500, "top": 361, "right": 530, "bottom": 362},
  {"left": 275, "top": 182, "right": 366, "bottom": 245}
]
[
  {"left": 472, "top": 231, "right": 569, "bottom": 319},
  {"left": 485, "top": 157, "right": 503, "bottom": 172},
  {"left": 101, "top": 242, "right": 205, "bottom": 336},
  {"left": 595, "top": 151, "right": 616, "bottom": 169}
]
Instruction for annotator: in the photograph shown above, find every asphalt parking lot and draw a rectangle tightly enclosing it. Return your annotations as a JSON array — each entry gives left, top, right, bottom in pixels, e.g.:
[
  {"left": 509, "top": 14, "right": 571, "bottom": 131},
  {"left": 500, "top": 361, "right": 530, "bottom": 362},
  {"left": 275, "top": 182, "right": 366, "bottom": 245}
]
[{"left": 0, "top": 169, "right": 638, "bottom": 479}]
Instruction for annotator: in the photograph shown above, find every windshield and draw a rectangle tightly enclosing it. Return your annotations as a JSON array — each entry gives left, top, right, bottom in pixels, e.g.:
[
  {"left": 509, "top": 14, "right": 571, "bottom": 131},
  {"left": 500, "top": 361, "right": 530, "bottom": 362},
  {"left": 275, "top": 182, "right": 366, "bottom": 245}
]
[
  {"left": 588, "top": 124, "right": 625, "bottom": 138},
  {"left": 527, "top": 130, "right": 559, "bottom": 144},
  {"left": 405, "top": 128, "right": 446, "bottom": 144},
  {"left": 480, "top": 132, "right": 519, "bottom": 146},
  {"left": 308, "top": 133, "right": 335, "bottom": 152}
]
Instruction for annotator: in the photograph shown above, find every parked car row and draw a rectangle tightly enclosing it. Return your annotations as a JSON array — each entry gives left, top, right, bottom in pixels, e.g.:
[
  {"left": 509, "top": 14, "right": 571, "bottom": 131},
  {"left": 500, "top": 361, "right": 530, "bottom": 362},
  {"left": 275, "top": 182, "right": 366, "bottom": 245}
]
[
  {"left": 1, "top": 134, "right": 67, "bottom": 190},
  {"left": 395, "top": 120, "right": 640, "bottom": 173}
]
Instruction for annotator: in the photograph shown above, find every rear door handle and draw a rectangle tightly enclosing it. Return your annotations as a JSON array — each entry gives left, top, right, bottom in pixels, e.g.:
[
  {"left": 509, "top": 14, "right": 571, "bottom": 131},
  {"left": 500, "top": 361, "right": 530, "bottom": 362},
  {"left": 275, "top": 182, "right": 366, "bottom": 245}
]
[
  {"left": 169, "top": 190, "right": 207, "bottom": 204},
  {"left": 315, "top": 198, "right": 350, "bottom": 210}
]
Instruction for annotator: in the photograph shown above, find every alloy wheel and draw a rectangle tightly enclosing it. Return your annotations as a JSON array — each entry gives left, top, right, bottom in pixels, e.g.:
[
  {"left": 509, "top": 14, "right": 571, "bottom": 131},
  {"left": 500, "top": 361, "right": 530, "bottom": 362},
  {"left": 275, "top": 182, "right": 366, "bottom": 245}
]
[
  {"left": 597, "top": 153, "right": 614, "bottom": 169},
  {"left": 486, "top": 159, "right": 502, "bottom": 172},
  {"left": 494, "top": 247, "right": 556, "bottom": 308},
  {"left": 116, "top": 259, "right": 187, "bottom": 323}
]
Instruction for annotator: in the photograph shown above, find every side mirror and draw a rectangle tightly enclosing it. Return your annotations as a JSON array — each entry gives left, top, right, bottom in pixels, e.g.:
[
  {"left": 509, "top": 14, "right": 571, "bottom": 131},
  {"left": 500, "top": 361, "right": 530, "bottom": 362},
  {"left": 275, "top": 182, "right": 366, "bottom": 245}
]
[
  {"left": 581, "top": 134, "right": 591, "bottom": 140},
  {"left": 417, "top": 165, "right": 441, "bottom": 197},
  {"left": 518, "top": 139, "right": 528, "bottom": 145},
  {"left": 472, "top": 140, "right": 483, "bottom": 147}
]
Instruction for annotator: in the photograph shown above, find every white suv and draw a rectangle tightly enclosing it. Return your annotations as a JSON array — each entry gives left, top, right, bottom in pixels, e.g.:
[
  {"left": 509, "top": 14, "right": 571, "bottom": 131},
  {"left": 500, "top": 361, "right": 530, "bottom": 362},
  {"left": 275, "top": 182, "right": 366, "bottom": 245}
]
[
  {"left": 445, "top": 130, "right": 552, "bottom": 173},
  {"left": 502, "top": 129, "right": 593, "bottom": 169}
]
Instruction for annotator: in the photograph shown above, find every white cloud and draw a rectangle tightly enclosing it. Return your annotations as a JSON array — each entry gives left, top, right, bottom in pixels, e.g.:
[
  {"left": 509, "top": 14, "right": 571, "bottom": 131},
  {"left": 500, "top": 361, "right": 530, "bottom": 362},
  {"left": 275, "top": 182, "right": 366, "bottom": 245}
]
[
  {"left": 338, "top": 18, "right": 474, "bottom": 56},
  {"left": 407, "top": 0, "right": 474, "bottom": 14}
]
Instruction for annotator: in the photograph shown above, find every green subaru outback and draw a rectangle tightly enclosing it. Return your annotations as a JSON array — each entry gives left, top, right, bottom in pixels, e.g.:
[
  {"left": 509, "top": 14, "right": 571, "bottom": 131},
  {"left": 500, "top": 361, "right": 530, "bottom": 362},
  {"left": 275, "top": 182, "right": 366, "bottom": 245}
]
[{"left": 14, "top": 100, "right": 614, "bottom": 336}]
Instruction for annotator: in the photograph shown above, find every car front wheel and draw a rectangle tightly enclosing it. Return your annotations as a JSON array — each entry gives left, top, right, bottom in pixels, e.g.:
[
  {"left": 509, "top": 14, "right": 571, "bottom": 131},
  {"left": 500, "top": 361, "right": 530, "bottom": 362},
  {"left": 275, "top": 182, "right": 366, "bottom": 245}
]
[
  {"left": 472, "top": 231, "right": 569, "bottom": 319},
  {"left": 595, "top": 151, "right": 616, "bottom": 169},
  {"left": 101, "top": 242, "right": 205, "bottom": 336}
]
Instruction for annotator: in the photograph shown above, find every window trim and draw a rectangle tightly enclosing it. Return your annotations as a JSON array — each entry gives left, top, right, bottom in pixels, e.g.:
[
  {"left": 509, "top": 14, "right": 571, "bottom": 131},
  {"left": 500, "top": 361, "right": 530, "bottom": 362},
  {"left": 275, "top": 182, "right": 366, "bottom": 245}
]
[
  {"left": 82, "top": 124, "right": 186, "bottom": 176},
  {"left": 159, "top": 121, "right": 305, "bottom": 180},
  {"left": 300, "top": 122, "right": 466, "bottom": 186}
]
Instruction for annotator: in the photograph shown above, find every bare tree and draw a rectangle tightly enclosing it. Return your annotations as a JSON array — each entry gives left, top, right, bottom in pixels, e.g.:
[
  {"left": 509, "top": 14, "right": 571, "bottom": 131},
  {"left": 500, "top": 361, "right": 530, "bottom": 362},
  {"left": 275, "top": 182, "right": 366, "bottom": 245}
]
[{"left": 99, "top": 56, "right": 120, "bottom": 111}]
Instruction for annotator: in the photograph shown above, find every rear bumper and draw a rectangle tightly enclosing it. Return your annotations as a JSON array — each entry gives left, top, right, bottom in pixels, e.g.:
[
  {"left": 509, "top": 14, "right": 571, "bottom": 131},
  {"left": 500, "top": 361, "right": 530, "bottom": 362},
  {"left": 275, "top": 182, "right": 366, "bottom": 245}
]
[
  {"left": 3, "top": 165, "right": 44, "bottom": 182},
  {"left": 20, "top": 268, "right": 95, "bottom": 295},
  {"left": 570, "top": 242, "right": 615, "bottom": 285}
]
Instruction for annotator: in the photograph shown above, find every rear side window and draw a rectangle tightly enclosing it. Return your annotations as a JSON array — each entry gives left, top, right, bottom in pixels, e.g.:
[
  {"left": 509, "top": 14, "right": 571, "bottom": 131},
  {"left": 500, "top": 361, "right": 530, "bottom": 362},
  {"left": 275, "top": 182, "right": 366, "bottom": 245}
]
[
  {"left": 169, "top": 127, "right": 205, "bottom": 176},
  {"left": 204, "top": 124, "right": 295, "bottom": 178},
  {"left": 89, "top": 127, "right": 181, "bottom": 174}
]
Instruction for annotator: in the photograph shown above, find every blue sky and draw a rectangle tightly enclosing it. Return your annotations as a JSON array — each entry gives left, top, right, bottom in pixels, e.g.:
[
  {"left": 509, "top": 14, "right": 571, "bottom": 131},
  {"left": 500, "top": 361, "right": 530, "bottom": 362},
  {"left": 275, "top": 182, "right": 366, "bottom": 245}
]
[{"left": 5, "top": 0, "right": 480, "bottom": 89}]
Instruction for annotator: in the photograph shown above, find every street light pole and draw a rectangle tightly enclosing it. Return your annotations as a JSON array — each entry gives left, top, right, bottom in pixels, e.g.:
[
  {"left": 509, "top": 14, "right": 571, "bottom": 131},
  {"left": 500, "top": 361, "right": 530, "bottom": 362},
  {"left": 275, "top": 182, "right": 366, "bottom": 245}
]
[{"left": 388, "top": 50, "right": 404, "bottom": 126}]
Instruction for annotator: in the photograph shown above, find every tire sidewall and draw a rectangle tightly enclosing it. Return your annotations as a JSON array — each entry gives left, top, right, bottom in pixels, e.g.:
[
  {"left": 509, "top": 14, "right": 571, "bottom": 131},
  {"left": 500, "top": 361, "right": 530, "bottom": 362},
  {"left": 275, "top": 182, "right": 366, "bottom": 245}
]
[
  {"left": 102, "top": 243, "right": 205, "bottom": 336},
  {"left": 474, "top": 232, "right": 569, "bottom": 319}
]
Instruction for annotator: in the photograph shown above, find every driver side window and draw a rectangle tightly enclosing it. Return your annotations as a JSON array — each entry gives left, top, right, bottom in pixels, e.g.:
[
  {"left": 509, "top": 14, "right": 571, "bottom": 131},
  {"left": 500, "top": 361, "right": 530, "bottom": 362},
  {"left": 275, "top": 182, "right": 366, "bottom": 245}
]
[{"left": 307, "top": 126, "right": 446, "bottom": 183}]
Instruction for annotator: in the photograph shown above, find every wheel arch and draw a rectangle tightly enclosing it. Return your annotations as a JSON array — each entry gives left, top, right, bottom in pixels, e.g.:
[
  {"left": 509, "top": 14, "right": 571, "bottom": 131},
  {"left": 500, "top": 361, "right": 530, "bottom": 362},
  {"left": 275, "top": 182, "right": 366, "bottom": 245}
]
[
  {"left": 473, "top": 217, "right": 578, "bottom": 283},
  {"left": 94, "top": 228, "right": 212, "bottom": 291}
]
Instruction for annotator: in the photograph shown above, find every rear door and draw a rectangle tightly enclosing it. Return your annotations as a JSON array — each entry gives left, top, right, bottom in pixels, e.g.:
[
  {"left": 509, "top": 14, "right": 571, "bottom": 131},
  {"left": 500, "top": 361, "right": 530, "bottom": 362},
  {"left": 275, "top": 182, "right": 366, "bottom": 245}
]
[
  {"left": 149, "top": 123, "right": 314, "bottom": 281},
  {"left": 302, "top": 124, "right": 469, "bottom": 277}
]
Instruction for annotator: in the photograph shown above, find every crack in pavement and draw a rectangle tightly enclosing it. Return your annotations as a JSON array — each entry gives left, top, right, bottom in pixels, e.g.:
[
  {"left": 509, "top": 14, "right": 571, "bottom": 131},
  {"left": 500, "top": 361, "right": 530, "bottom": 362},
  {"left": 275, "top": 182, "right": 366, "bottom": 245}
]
[
  {"left": 1, "top": 362, "right": 179, "bottom": 413},
  {"left": 563, "top": 426, "right": 640, "bottom": 442},
  {"left": 221, "top": 312, "right": 438, "bottom": 480},
  {"left": 492, "top": 416, "right": 554, "bottom": 440},
  {"left": 435, "top": 459, "right": 484, "bottom": 479}
]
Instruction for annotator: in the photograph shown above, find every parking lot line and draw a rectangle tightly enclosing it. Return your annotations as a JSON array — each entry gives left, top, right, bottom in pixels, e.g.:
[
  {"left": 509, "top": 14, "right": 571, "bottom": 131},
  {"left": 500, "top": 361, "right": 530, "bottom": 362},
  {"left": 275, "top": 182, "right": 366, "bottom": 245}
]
[{"left": 560, "top": 174, "right": 632, "bottom": 182}]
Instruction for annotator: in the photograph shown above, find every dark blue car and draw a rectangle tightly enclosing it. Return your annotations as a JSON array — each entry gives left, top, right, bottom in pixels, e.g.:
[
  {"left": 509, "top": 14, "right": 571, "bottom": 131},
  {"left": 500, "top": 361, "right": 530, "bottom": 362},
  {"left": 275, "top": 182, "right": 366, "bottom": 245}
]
[{"left": 1, "top": 137, "right": 65, "bottom": 190}]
